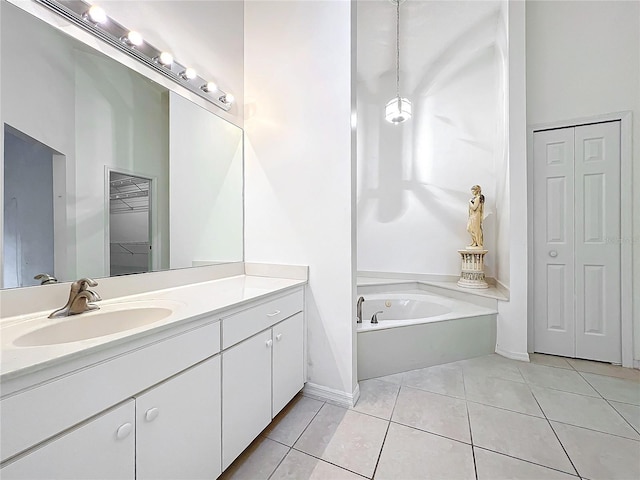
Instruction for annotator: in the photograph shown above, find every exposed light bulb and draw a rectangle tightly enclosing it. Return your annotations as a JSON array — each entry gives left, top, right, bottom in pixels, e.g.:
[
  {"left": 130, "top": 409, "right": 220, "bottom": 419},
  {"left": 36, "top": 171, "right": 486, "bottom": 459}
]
[
  {"left": 180, "top": 68, "right": 197, "bottom": 80},
  {"left": 157, "top": 51, "right": 173, "bottom": 66},
  {"left": 85, "top": 5, "right": 107, "bottom": 24},
  {"left": 222, "top": 93, "right": 234, "bottom": 104},
  {"left": 125, "top": 30, "right": 143, "bottom": 47},
  {"left": 201, "top": 82, "right": 218, "bottom": 93}
]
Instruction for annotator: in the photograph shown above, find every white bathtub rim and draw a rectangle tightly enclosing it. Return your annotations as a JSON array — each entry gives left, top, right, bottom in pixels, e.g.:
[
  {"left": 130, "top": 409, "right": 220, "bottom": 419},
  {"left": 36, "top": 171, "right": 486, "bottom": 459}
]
[{"left": 356, "top": 290, "right": 497, "bottom": 333}]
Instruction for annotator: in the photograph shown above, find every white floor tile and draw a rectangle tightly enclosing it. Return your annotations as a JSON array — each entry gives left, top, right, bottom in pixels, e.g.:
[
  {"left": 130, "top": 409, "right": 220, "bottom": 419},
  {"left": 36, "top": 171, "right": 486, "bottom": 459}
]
[
  {"left": 467, "top": 402, "right": 575, "bottom": 474},
  {"left": 392, "top": 386, "right": 471, "bottom": 443},
  {"left": 552, "top": 421, "right": 640, "bottom": 480},
  {"left": 271, "top": 449, "right": 363, "bottom": 480},
  {"left": 352, "top": 378, "right": 400, "bottom": 420},
  {"left": 374, "top": 371, "right": 405, "bottom": 385},
  {"left": 610, "top": 401, "right": 640, "bottom": 433},
  {"left": 529, "top": 353, "right": 573, "bottom": 370},
  {"left": 518, "top": 362, "right": 599, "bottom": 396},
  {"left": 457, "top": 355, "right": 526, "bottom": 383},
  {"left": 263, "top": 395, "right": 324, "bottom": 446},
  {"left": 474, "top": 447, "right": 578, "bottom": 480},
  {"left": 220, "top": 436, "right": 289, "bottom": 480},
  {"left": 531, "top": 386, "right": 640, "bottom": 440},
  {"left": 464, "top": 375, "right": 543, "bottom": 417},
  {"left": 402, "top": 362, "right": 466, "bottom": 398},
  {"left": 294, "top": 403, "right": 388, "bottom": 478},
  {"left": 566, "top": 358, "right": 640, "bottom": 382},
  {"left": 375, "top": 422, "right": 475, "bottom": 480},
  {"left": 581, "top": 372, "right": 640, "bottom": 405}
]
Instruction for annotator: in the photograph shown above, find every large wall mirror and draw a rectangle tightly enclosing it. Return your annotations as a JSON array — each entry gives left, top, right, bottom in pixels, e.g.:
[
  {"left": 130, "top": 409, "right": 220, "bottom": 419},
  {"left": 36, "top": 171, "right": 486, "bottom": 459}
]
[{"left": 1, "top": 0, "right": 244, "bottom": 289}]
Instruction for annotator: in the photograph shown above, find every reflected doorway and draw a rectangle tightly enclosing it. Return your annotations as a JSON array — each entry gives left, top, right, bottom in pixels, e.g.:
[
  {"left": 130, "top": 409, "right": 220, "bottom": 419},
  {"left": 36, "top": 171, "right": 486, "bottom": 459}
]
[
  {"left": 3, "top": 125, "right": 66, "bottom": 288},
  {"left": 108, "top": 171, "right": 152, "bottom": 276}
]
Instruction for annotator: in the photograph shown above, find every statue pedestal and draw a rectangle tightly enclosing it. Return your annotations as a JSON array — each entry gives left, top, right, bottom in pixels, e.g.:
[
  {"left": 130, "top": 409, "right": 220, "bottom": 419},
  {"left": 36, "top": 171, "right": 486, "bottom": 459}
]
[{"left": 457, "top": 248, "right": 489, "bottom": 289}]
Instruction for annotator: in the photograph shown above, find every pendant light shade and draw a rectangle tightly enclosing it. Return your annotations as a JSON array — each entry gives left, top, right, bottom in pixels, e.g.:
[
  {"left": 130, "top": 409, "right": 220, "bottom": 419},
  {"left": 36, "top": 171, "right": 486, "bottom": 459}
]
[
  {"left": 385, "top": 97, "right": 412, "bottom": 124},
  {"left": 385, "top": 0, "right": 411, "bottom": 124}
]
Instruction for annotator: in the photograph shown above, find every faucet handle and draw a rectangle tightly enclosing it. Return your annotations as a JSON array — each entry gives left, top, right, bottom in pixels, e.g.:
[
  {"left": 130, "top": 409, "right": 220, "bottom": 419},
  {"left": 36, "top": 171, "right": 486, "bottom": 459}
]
[
  {"left": 74, "top": 278, "right": 98, "bottom": 291},
  {"left": 34, "top": 273, "right": 58, "bottom": 285},
  {"left": 371, "top": 310, "right": 383, "bottom": 324}
]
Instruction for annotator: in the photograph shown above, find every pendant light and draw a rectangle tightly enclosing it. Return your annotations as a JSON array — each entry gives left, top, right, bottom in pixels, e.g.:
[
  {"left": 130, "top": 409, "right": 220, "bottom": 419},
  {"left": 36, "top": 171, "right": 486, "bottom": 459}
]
[{"left": 385, "top": 0, "right": 412, "bottom": 124}]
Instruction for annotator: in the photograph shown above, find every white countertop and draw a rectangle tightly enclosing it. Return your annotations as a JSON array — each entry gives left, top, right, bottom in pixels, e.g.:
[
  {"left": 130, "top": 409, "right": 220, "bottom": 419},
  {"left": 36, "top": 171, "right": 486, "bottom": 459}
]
[{"left": 1, "top": 274, "right": 305, "bottom": 382}]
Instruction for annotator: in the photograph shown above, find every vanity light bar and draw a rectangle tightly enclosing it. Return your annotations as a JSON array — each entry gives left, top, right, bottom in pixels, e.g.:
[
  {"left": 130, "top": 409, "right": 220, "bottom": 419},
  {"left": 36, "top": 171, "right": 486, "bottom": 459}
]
[{"left": 34, "top": 0, "right": 234, "bottom": 112}]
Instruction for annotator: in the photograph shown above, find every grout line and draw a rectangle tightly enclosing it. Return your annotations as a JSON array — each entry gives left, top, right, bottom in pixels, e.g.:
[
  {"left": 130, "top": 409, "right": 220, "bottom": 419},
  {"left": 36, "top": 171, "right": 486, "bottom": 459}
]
[
  {"left": 289, "top": 446, "right": 370, "bottom": 479},
  {"left": 389, "top": 419, "right": 472, "bottom": 447},
  {"left": 472, "top": 446, "right": 581, "bottom": 478},
  {"left": 462, "top": 367, "right": 479, "bottom": 480},
  {"left": 265, "top": 445, "right": 291, "bottom": 480},
  {"left": 606, "top": 400, "right": 640, "bottom": 436},
  {"left": 531, "top": 391, "right": 581, "bottom": 478},
  {"left": 547, "top": 418, "right": 640, "bottom": 443},
  {"left": 370, "top": 418, "right": 392, "bottom": 480}
]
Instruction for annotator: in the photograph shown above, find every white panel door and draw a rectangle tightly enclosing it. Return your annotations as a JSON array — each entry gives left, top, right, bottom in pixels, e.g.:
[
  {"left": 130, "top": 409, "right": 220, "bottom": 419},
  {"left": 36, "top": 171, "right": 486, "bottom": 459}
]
[
  {"left": 0, "top": 400, "right": 135, "bottom": 480},
  {"left": 136, "top": 356, "right": 221, "bottom": 480},
  {"left": 574, "top": 122, "right": 621, "bottom": 363},
  {"left": 533, "top": 127, "right": 576, "bottom": 357},
  {"left": 533, "top": 121, "right": 621, "bottom": 363},
  {"left": 272, "top": 313, "right": 304, "bottom": 416}
]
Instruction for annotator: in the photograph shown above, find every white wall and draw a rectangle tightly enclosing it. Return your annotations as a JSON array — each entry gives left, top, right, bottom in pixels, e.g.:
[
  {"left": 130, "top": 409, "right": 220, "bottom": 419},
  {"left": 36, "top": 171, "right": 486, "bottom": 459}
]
[
  {"left": 1, "top": 2, "right": 78, "bottom": 284},
  {"left": 244, "top": 1, "right": 356, "bottom": 397},
  {"left": 356, "top": 0, "right": 505, "bottom": 281},
  {"left": 97, "top": 0, "right": 244, "bottom": 128},
  {"left": 525, "top": 0, "right": 640, "bottom": 362},
  {"left": 496, "top": 0, "right": 528, "bottom": 361},
  {"left": 169, "top": 92, "right": 243, "bottom": 267},
  {"left": 75, "top": 48, "right": 169, "bottom": 279}
]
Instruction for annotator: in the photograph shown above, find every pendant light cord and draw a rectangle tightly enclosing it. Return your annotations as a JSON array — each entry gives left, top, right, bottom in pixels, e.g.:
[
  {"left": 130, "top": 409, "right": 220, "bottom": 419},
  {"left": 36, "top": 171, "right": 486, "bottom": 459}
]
[{"left": 396, "top": 0, "right": 400, "bottom": 102}]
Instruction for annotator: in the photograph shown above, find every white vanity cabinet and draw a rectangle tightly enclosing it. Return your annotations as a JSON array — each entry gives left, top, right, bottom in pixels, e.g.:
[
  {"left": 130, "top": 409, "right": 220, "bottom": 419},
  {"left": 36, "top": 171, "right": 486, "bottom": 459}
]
[
  {"left": 136, "top": 355, "right": 222, "bottom": 480},
  {"left": 0, "top": 400, "right": 136, "bottom": 480},
  {"left": 221, "top": 290, "right": 304, "bottom": 470}
]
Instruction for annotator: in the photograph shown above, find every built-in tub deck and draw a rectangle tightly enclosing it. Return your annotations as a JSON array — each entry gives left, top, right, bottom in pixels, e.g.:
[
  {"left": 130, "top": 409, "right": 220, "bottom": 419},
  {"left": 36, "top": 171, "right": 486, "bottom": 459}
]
[{"left": 356, "top": 283, "right": 498, "bottom": 380}]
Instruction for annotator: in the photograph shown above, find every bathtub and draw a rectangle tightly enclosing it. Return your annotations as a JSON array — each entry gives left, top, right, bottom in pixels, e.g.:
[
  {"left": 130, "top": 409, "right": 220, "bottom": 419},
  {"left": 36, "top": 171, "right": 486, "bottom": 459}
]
[{"left": 357, "top": 290, "right": 497, "bottom": 380}]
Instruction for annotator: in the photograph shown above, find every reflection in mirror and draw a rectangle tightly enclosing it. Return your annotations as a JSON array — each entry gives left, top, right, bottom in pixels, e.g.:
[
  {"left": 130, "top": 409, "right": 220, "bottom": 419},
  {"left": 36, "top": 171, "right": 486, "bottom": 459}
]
[{"left": 1, "top": 1, "right": 244, "bottom": 289}]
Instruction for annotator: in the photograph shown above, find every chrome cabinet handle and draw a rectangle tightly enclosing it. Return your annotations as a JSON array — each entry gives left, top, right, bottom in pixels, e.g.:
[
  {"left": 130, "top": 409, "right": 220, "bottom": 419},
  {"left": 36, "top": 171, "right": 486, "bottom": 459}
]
[
  {"left": 266, "top": 310, "right": 281, "bottom": 317},
  {"left": 276, "top": 334, "right": 283, "bottom": 341},
  {"left": 266, "top": 339, "right": 273, "bottom": 348},
  {"left": 549, "top": 250, "right": 558, "bottom": 258}
]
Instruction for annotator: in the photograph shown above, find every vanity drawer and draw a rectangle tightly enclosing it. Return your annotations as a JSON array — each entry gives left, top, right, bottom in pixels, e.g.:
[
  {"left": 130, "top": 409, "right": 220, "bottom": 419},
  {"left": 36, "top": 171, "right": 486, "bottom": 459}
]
[
  {"left": 1, "top": 320, "right": 220, "bottom": 462},
  {"left": 222, "top": 289, "right": 303, "bottom": 349}
]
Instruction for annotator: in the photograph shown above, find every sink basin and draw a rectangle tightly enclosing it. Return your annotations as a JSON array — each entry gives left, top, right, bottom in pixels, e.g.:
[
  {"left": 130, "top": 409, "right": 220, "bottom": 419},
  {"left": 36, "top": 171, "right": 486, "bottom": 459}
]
[{"left": 13, "top": 301, "right": 179, "bottom": 347}]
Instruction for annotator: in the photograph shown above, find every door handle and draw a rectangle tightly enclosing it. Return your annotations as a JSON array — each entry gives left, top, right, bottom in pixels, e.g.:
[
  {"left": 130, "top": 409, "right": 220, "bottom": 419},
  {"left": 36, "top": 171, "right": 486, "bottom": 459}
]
[{"left": 549, "top": 250, "right": 558, "bottom": 258}]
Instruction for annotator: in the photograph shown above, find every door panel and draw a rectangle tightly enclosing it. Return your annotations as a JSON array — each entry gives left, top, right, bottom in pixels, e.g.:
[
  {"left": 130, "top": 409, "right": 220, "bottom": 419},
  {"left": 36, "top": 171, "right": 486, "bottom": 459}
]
[
  {"left": 533, "top": 128, "right": 575, "bottom": 357},
  {"left": 574, "top": 122, "right": 621, "bottom": 363},
  {"left": 533, "top": 121, "right": 621, "bottom": 363}
]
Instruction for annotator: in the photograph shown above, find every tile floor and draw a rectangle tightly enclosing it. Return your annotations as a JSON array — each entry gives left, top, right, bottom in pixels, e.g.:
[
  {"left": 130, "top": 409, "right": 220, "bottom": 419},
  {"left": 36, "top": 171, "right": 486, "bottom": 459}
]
[{"left": 220, "top": 354, "right": 640, "bottom": 480}]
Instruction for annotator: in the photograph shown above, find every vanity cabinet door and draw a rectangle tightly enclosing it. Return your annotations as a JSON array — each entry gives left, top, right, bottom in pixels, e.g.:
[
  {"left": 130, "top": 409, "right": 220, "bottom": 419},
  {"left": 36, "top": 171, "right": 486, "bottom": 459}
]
[
  {"left": 0, "top": 400, "right": 135, "bottom": 480},
  {"left": 136, "top": 355, "right": 221, "bottom": 480},
  {"left": 222, "top": 329, "right": 272, "bottom": 470},
  {"left": 272, "top": 312, "right": 304, "bottom": 416}
]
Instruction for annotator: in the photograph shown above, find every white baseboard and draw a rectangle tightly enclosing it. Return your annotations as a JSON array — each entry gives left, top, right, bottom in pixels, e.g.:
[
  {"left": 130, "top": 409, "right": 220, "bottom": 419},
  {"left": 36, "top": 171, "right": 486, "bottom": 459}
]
[
  {"left": 496, "top": 347, "right": 530, "bottom": 362},
  {"left": 303, "top": 382, "right": 360, "bottom": 408}
]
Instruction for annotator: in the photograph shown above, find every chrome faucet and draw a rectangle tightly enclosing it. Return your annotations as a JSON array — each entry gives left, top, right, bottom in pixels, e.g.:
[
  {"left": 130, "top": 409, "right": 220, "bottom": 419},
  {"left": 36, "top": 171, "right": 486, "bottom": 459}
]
[
  {"left": 371, "top": 310, "right": 383, "bottom": 324},
  {"left": 34, "top": 273, "right": 58, "bottom": 285},
  {"left": 49, "top": 278, "right": 102, "bottom": 318},
  {"left": 356, "top": 296, "right": 365, "bottom": 323}
]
